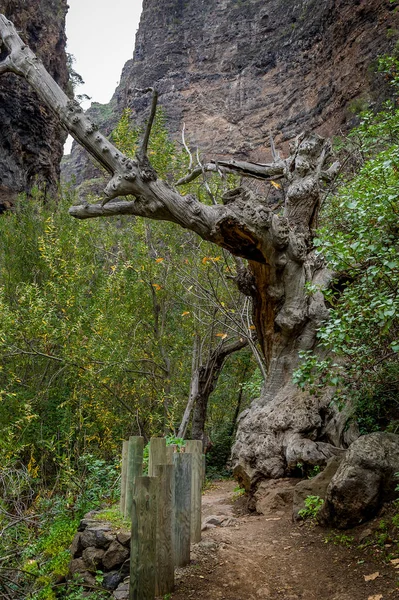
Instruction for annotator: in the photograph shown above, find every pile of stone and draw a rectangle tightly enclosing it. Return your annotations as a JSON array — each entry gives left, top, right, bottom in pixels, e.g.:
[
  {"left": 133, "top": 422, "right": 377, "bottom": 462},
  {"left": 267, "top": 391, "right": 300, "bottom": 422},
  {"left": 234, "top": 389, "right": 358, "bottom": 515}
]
[{"left": 68, "top": 512, "right": 130, "bottom": 599}]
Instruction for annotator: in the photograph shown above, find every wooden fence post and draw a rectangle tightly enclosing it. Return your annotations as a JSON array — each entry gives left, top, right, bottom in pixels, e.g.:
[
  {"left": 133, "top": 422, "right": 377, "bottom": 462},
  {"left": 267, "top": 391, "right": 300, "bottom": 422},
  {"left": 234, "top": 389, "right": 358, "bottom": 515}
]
[
  {"left": 148, "top": 437, "right": 166, "bottom": 476},
  {"left": 125, "top": 436, "right": 144, "bottom": 519},
  {"left": 185, "top": 440, "right": 202, "bottom": 543},
  {"left": 120, "top": 440, "right": 129, "bottom": 515},
  {"left": 129, "top": 476, "right": 157, "bottom": 600},
  {"left": 166, "top": 444, "right": 176, "bottom": 464},
  {"left": 154, "top": 464, "right": 174, "bottom": 596},
  {"left": 173, "top": 452, "right": 192, "bottom": 567}
]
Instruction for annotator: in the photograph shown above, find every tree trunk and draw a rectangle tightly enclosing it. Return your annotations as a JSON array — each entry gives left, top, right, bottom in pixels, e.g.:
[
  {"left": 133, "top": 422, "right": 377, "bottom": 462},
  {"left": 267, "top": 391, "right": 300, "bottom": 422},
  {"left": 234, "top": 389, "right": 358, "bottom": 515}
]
[
  {"left": 0, "top": 16, "right": 357, "bottom": 493},
  {"left": 177, "top": 334, "right": 200, "bottom": 439},
  {"left": 190, "top": 338, "right": 248, "bottom": 448}
]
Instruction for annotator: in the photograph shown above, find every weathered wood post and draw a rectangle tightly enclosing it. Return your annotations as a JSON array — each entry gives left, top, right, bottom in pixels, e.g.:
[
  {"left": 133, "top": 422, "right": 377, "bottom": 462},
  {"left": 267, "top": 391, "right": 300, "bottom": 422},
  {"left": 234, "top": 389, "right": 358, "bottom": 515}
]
[
  {"left": 166, "top": 444, "right": 177, "bottom": 464},
  {"left": 154, "top": 464, "right": 174, "bottom": 595},
  {"left": 173, "top": 452, "right": 192, "bottom": 567},
  {"left": 148, "top": 437, "right": 166, "bottom": 476},
  {"left": 185, "top": 440, "right": 203, "bottom": 543},
  {"left": 125, "top": 436, "right": 144, "bottom": 519},
  {"left": 120, "top": 440, "right": 129, "bottom": 514},
  {"left": 129, "top": 476, "right": 158, "bottom": 600}
]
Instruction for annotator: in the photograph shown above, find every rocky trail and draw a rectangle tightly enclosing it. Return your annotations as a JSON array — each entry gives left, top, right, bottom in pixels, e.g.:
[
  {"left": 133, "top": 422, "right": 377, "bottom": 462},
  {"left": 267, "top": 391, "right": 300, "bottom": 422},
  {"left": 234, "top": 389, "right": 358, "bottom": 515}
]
[{"left": 169, "top": 480, "right": 399, "bottom": 600}]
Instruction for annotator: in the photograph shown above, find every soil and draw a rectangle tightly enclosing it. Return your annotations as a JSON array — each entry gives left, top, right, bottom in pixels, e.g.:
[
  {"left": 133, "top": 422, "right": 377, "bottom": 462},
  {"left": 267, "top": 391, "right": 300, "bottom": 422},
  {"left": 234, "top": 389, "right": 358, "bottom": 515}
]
[{"left": 168, "top": 479, "right": 399, "bottom": 600}]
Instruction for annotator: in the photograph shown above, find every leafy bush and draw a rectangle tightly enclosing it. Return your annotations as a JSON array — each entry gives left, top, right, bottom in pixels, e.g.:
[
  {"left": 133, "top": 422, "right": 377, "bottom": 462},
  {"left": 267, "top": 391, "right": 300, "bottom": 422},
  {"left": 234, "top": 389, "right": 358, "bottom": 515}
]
[
  {"left": 293, "top": 55, "right": 399, "bottom": 432},
  {"left": 205, "top": 423, "right": 234, "bottom": 479},
  {"left": 298, "top": 495, "right": 324, "bottom": 520}
]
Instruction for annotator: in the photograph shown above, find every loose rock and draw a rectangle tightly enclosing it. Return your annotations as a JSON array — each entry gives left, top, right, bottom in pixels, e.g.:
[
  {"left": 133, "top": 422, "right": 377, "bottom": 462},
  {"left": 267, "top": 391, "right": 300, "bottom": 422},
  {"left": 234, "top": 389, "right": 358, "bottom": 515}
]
[{"left": 320, "top": 432, "right": 399, "bottom": 528}]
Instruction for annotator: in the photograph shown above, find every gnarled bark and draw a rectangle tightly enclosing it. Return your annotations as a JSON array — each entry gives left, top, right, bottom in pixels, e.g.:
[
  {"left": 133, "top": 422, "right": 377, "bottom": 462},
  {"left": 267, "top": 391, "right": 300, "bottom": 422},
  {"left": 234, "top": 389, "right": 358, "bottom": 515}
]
[{"left": 0, "top": 15, "right": 353, "bottom": 491}]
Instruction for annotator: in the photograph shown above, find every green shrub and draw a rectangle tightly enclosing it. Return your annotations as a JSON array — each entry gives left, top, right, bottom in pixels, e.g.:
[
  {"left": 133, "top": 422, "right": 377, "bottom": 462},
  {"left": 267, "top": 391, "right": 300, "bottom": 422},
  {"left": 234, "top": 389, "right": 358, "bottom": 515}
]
[{"left": 298, "top": 495, "right": 324, "bottom": 520}]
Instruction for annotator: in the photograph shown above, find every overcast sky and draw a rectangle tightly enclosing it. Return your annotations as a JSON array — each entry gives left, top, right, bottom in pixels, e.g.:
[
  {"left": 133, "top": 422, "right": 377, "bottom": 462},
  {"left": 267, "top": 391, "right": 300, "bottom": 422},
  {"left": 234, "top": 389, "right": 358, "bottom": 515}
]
[{"left": 64, "top": 0, "right": 143, "bottom": 152}]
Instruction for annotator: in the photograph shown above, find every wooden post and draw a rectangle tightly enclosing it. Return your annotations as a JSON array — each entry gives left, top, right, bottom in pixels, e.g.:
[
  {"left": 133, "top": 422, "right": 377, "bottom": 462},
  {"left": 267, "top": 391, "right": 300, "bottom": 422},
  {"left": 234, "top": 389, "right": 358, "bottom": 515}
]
[
  {"left": 185, "top": 440, "right": 202, "bottom": 543},
  {"left": 166, "top": 444, "right": 176, "bottom": 464},
  {"left": 173, "top": 452, "right": 192, "bottom": 567},
  {"left": 129, "top": 476, "right": 157, "bottom": 600},
  {"left": 154, "top": 464, "right": 174, "bottom": 596},
  {"left": 120, "top": 440, "right": 129, "bottom": 514},
  {"left": 125, "top": 436, "right": 144, "bottom": 519},
  {"left": 202, "top": 453, "right": 206, "bottom": 483},
  {"left": 148, "top": 437, "right": 166, "bottom": 477}
]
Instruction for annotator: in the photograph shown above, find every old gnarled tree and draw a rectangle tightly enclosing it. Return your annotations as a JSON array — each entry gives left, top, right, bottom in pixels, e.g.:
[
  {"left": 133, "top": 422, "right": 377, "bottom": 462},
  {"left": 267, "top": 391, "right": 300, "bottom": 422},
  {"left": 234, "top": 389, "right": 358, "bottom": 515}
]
[{"left": 0, "top": 14, "right": 355, "bottom": 491}]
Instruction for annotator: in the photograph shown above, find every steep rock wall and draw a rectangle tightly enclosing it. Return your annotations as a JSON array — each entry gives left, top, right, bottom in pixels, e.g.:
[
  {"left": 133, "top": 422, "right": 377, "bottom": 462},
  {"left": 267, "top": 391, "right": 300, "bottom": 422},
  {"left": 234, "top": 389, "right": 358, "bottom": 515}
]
[
  {"left": 0, "top": 0, "right": 69, "bottom": 209},
  {"left": 63, "top": 0, "right": 399, "bottom": 184}
]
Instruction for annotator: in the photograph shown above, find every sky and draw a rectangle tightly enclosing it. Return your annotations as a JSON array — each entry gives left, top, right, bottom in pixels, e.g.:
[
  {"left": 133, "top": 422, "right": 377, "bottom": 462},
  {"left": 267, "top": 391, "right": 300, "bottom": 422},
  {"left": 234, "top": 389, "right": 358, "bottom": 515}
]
[{"left": 64, "top": 0, "right": 143, "bottom": 152}]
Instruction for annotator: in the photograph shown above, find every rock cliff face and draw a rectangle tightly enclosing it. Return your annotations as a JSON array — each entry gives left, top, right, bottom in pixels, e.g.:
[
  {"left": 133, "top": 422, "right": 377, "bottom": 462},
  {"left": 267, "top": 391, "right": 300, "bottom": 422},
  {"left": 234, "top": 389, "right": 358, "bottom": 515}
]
[
  {"left": 63, "top": 0, "right": 399, "bottom": 184},
  {"left": 0, "top": 0, "right": 69, "bottom": 209}
]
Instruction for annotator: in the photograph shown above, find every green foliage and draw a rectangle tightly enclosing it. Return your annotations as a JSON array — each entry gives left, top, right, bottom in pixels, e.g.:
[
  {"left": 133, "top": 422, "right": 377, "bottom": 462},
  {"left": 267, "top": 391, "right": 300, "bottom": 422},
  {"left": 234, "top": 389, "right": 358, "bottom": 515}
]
[
  {"left": 324, "top": 533, "right": 354, "bottom": 548},
  {"left": 307, "top": 465, "right": 321, "bottom": 479},
  {"left": 92, "top": 506, "right": 130, "bottom": 529},
  {"left": 205, "top": 423, "right": 234, "bottom": 479},
  {"left": 142, "top": 435, "right": 185, "bottom": 474},
  {"left": 293, "top": 55, "right": 399, "bottom": 432},
  {"left": 232, "top": 485, "right": 246, "bottom": 501},
  {"left": 0, "top": 102, "right": 260, "bottom": 598},
  {"left": 298, "top": 495, "right": 324, "bottom": 520},
  {"left": 239, "top": 367, "right": 264, "bottom": 398}
]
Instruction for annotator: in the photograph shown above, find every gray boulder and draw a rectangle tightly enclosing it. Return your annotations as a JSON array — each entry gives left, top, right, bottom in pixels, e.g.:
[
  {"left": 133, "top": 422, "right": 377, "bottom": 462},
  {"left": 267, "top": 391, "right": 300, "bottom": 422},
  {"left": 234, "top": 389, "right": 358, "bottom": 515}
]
[
  {"left": 102, "top": 541, "right": 130, "bottom": 570},
  {"left": 80, "top": 525, "right": 116, "bottom": 549},
  {"left": 293, "top": 455, "right": 344, "bottom": 520},
  {"left": 320, "top": 432, "right": 399, "bottom": 528},
  {"left": 82, "top": 547, "right": 105, "bottom": 572}
]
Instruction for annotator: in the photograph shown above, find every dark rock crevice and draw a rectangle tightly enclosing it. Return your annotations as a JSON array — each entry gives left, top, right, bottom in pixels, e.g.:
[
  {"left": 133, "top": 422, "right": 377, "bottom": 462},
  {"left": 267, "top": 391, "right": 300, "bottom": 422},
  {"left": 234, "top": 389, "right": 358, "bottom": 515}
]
[{"left": 0, "top": 0, "right": 69, "bottom": 208}]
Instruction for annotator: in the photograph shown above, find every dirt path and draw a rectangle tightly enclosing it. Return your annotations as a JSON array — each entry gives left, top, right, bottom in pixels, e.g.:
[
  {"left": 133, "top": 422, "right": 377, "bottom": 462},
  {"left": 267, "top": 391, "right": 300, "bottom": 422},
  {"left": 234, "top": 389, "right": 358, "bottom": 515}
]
[{"left": 169, "top": 480, "right": 399, "bottom": 600}]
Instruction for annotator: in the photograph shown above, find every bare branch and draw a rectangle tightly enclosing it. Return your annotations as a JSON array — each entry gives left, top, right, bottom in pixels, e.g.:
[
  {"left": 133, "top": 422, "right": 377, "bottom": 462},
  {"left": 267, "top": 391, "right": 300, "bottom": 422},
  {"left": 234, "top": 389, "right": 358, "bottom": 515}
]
[
  {"left": 181, "top": 123, "right": 193, "bottom": 170},
  {"left": 137, "top": 87, "right": 159, "bottom": 161},
  {"left": 196, "top": 148, "right": 217, "bottom": 205},
  {"left": 176, "top": 157, "right": 285, "bottom": 186},
  {"left": 269, "top": 131, "right": 279, "bottom": 161}
]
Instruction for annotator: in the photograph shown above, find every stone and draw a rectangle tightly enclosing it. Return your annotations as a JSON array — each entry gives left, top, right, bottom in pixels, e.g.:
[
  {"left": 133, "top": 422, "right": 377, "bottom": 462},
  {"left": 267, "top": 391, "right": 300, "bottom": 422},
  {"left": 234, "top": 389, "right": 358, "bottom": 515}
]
[
  {"left": 358, "top": 528, "right": 373, "bottom": 542},
  {"left": 202, "top": 523, "right": 217, "bottom": 531},
  {"left": 70, "top": 533, "right": 83, "bottom": 558},
  {"left": 78, "top": 512, "right": 103, "bottom": 531},
  {"left": 292, "top": 455, "right": 344, "bottom": 520},
  {"left": 80, "top": 525, "right": 116, "bottom": 549},
  {"left": 197, "top": 540, "right": 218, "bottom": 551},
  {"left": 257, "top": 586, "right": 271, "bottom": 598},
  {"left": 116, "top": 531, "right": 131, "bottom": 547},
  {"left": 221, "top": 517, "right": 238, "bottom": 527},
  {"left": 202, "top": 515, "right": 224, "bottom": 527},
  {"left": 320, "top": 432, "right": 399, "bottom": 529},
  {"left": 102, "top": 541, "right": 130, "bottom": 570},
  {"left": 113, "top": 581, "right": 129, "bottom": 600},
  {"left": 103, "top": 571, "right": 123, "bottom": 591},
  {"left": 67, "top": 558, "right": 96, "bottom": 586},
  {"left": 82, "top": 547, "right": 105, "bottom": 572}
]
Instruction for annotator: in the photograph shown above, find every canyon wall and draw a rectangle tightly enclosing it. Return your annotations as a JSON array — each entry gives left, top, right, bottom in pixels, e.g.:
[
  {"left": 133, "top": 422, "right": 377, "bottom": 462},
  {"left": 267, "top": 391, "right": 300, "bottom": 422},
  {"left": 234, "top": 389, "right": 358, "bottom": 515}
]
[
  {"left": 0, "top": 0, "right": 69, "bottom": 210},
  {"left": 63, "top": 0, "right": 399, "bottom": 184}
]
